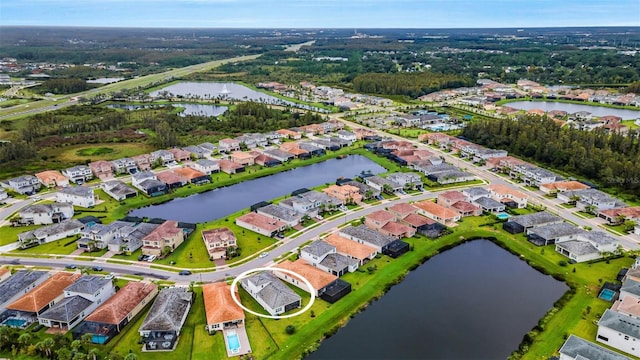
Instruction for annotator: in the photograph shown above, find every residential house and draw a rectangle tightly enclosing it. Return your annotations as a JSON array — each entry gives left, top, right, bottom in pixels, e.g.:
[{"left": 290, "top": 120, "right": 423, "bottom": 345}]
[
  {"left": 1, "top": 175, "right": 41, "bottom": 195},
  {"left": 219, "top": 159, "right": 245, "bottom": 174},
  {"left": 341, "top": 181, "right": 380, "bottom": 200},
  {"left": 0, "top": 271, "right": 49, "bottom": 314},
  {"left": 172, "top": 167, "right": 210, "bottom": 185},
  {"left": 387, "top": 203, "right": 419, "bottom": 220},
  {"left": 101, "top": 180, "right": 138, "bottom": 201},
  {"left": 336, "top": 130, "right": 356, "bottom": 144},
  {"left": 450, "top": 201, "right": 482, "bottom": 217},
  {"left": 141, "top": 220, "right": 184, "bottom": 257},
  {"left": 110, "top": 158, "right": 138, "bottom": 175},
  {"left": 76, "top": 222, "right": 120, "bottom": 250},
  {"left": 275, "top": 260, "right": 352, "bottom": 303},
  {"left": 89, "top": 160, "right": 114, "bottom": 180},
  {"left": 139, "top": 287, "right": 193, "bottom": 351},
  {"left": 106, "top": 222, "right": 159, "bottom": 254},
  {"left": 203, "top": 282, "right": 245, "bottom": 333},
  {"left": 559, "top": 334, "right": 629, "bottom": 360},
  {"left": 276, "top": 129, "right": 302, "bottom": 140},
  {"left": 38, "top": 276, "right": 116, "bottom": 332},
  {"left": 299, "top": 142, "right": 326, "bottom": 157},
  {"left": 150, "top": 150, "right": 175, "bottom": 166},
  {"left": 190, "top": 159, "right": 220, "bottom": 175},
  {"left": 597, "top": 309, "right": 640, "bottom": 358},
  {"left": 236, "top": 133, "right": 268, "bottom": 149},
  {"left": 279, "top": 190, "right": 341, "bottom": 217},
  {"left": 235, "top": 212, "right": 286, "bottom": 237},
  {"left": 0, "top": 189, "right": 8, "bottom": 202},
  {"left": 73, "top": 282, "right": 158, "bottom": 344},
  {"left": 502, "top": 211, "right": 564, "bottom": 234},
  {"left": 428, "top": 170, "right": 475, "bottom": 185},
  {"left": 526, "top": 222, "right": 584, "bottom": 246},
  {"left": 132, "top": 154, "right": 152, "bottom": 171},
  {"left": 300, "top": 240, "right": 358, "bottom": 276},
  {"left": 555, "top": 231, "right": 620, "bottom": 263},
  {"left": 339, "top": 225, "right": 395, "bottom": 252},
  {"left": 56, "top": 186, "right": 96, "bottom": 208},
  {"left": 18, "top": 219, "right": 84, "bottom": 249},
  {"left": 262, "top": 149, "right": 294, "bottom": 162},
  {"left": 437, "top": 191, "right": 467, "bottom": 208},
  {"left": 252, "top": 152, "right": 281, "bottom": 167},
  {"left": 323, "top": 233, "right": 377, "bottom": 266},
  {"left": 256, "top": 204, "right": 303, "bottom": 227},
  {"left": 35, "top": 170, "right": 69, "bottom": 188},
  {"left": 620, "top": 278, "right": 640, "bottom": 301},
  {"left": 539, "top": 180, "right": 590, "bottom": 195},
  {"left": 511, "top": 164, "right": 561, "bottom": 186},
  {"left": 322, "top": 184, "right": 363, "bottom": 205},
  {"left": 62, "top": 165, "right": 93, "bottom": 184},
  {"left": 413, "top": 200, "right": 461, "bottom": 226},
  {"left": 364, "top": 210, "right": 396, "bottom": 230},
  {"left": 182, "top": 145, "right": 207, "bottom": 159},
  {"left": 612, "top": 295, "right": 640, "bottom": 319},
  {"left": 1, "top": 272, "right": 81, "bottom": 328},
  {"left": 197, "top": 142, "right": 218, "bottom": 155},
  {"left": 385, "top": 172, "right": 423, "bottom": 190},
  {"left": 473, "top": 197, "right": 506, "bottom": 213},
  {"left": 131, "top": 171, "right": 168, "bottom": 196},
  {"left": 364, "top": 175, "right": 402, "bottom": 193},
  {"left": 202, "top": 228, "right": 237, "bottom": 260},
  {"left": 231, "top": 151, "right": 256, "bottom": 166},
  {"left": 240, "top": 272, "right": 301, "bottom": 316},
  {"left": 487, "top": 185, "right": 528, "bottom": 208},
  {"left": 168, "top": 148, "right": 191, "bottom": 163},
  {"left": 156, "top": 171, "right": 188, "bottom": 189},
  {"left": 18, "top": 203, "right": 74, "bottom": 225},
  {"left": 599, "top": 207, "right": 640, "bottom": 225},
  {"left": 557, "top": 188, "right": 626, "bottom": 212},
  {"left": 219, "top": 138, "right": 241, "bottom": 153}
]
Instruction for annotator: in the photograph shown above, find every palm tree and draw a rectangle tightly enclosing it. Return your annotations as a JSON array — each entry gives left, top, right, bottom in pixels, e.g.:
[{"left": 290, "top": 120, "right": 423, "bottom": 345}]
[
  {"left": 124, "top": 353, "right": 138, "bottom": 360},
  {"left": 88, "top": 348, "right": 100, "bottom": 360},
  {"left": 17, "top": 332, "right": 32, "bottom": 348},
  {"left": 42, "top": 337, "right": 55, "bottom": 358}
]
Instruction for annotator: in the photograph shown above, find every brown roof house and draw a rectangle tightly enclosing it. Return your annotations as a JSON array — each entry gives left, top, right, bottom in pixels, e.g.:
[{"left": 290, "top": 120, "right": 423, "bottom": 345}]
[
  {"left": 202, "top": 228, "right": 238, "bottom": 260},
  {"left": 72, "top": 281, "right": 158, "bottom": 344},
  {"left": 322, "top": 184, "right": 362, "bottom": 205},
  {"left": 88, "top": 160, "right": 114, "bottom": 180},
  {"left": 1, "top": 272, "right": 80, "bottom": 328},
  {"left": 323, "top": 233, "right": 378, "bottom": 266},
  {"left": 141, "top": 221, "right": 185, "bottom": 257},
  {"left": 203, "top": 282, "right": 245, "bottom": 333},
  {"left": 219, "top": 159, "right": 245, "bottom": 174},
  {"left": 235, "top": 212, "right": 286, "bottom": 237},
  {"left": 413, "top": 200, "right": 461, "bottom": 226},
  {"left": 35, "top": 170, "right": 69, "bottom": 188},
  {"left": 274, "top": 259, "right": 352, "bottom": 303}
]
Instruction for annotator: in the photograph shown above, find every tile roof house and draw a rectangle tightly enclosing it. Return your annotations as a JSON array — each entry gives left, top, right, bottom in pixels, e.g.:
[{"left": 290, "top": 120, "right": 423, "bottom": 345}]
[
  {"left": 437, "top": 191, "right": 468, "bottom": 207},
  {"left": 364, "top": 210, "right": 396, "bottom": 230},
  {"left": 219, "top": 159, "right": 245, "bottom": 174},
  {"left": 172, "top": 167, "right": 210, "bottom": 185},
  {"left": 62, "top": 165, "right": 93, "bottom": 184},
  {"left": 18, "top": 202, "right": 74, "bottom": 225},
  {"left": 256, "top": 204, "right": 303, "bottom": 227},
  {"left": 202, "top": 228, "right": 237, "bottom": 260},
  {"left": 2, "top": 272, "right": 81, "bottom": 328},
  {"left": 559, "top": 334, "right": 630, "bottom": 360},
  {"left": 339, "top": 225, "right": 396, "bottom": 252},
  {"left": 132, "top": 154, "right": 152, "bottom": 171},
  {"left": 487, "top": 185, "right": 528, "bottom": 209},
  {"left": 240, "top": 271, "right": 301, "bottom": 316},
  {"left": 156, "top": 170, "right": 188, "bottom": 189},
  {"left": 101, "top": 180, "right": 138, "bottom": 201},
  {"left": 131, "top": 171, "right": 168, "bottom": 196},
  {"left": 202, "top": 282, "right": 245, "bottom": 333},
  {"left": 323, "top": 233, "right": 378, "bottom": 266},
  {"left": 597, "top": 309, "right": 640, "bottom": 358},
  {"left": 322, "top": 184, "right": 363, "bottom": 205},
  {"left": 56, "top": 186, "right": 96, "bottom": 208},
  {"left": 612, "top": 295, "right": 640, "bottom": 319},
  {"left": 0, "top": 271, "right": 49, "bottom": 314},
  {"left": 387, "top": 203, "right": 419, "bottom": 219},
  {"left": 235, "top": 212, "right": 286, "bottom": 237},
  {"left": 275, "top": 259, "right": 344, "bottom": 296},
  {"left": 380, "top": 221, "right": 416, "bottom": 239},
  {"left": 88, "top": 160, "right": 114, "bottom": 180},
  {"left": 231, "top": 151, "right": 256, "bottom": 166},
  {"left": 139, "top": 287, "right": 193, "bottom": 351},
  {"left": 450, "top": 201, "right": 482, "bottom": 217},
  {"left": 598, "top": 207, "right": 640, "bottom": 225},
  {"left": 1, "top": 175, "right": 41, "bottom": 195},
  {"left": 168, "top": 148, "right": 191, "bottom": 162},
  {"left": 38, "top": 275, "right": 115, "bottom": 332},
  {"left": 539, "top": 180, "right": 590, "bottom": 195},
  {"left": 142, "top": 220, "right": 184, "bottom": 257},
  {"left": 413, "top": 200, "right": 461, "bottom": 226},
  {"left": 18, "top": 219, "right": 85, "bottom": 249},
  {"left": 35, "top": 170, "right": 69, "bottom": 188},
  {"left": 73, "top": 282, "right": 158, "bottom": 344}
]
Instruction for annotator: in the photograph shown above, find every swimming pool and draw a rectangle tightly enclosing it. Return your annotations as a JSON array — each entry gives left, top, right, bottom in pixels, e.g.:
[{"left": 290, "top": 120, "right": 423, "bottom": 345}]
[
  {"left": 599, "top": 288, "right": 616, "bottom": 301},
  {"left": 226, "top": 330, "right": 241, "bottom": 354},
  {"left": 2, "top": 318, "right": 27, "bottom": 328},
  {"left": 497, "top": 212, "right": 511, "bottom": 220}
]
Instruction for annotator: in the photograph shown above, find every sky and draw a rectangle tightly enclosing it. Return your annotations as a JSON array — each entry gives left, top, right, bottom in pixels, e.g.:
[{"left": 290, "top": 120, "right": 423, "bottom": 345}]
[{"left": 1, "top": 0, "right": 639, "bottom": 28}]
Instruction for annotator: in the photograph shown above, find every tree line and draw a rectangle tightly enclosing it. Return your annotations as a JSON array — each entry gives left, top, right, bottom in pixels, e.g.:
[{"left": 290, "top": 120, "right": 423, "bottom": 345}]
[
  {"left": 352, "top": 72, "right": 473, "bottom": 97},
  {"left": 461, "top": 116, "right": 640, "bottom": 197}
]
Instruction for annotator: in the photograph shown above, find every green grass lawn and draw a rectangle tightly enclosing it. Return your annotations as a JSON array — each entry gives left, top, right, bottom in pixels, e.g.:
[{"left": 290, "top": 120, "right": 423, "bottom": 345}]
[{"left": 11, "top": 237, "right": 79, "bottom": 255}]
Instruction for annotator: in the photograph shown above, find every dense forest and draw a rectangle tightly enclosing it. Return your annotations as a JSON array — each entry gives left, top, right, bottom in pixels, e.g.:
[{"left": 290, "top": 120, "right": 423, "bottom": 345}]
[
  {"left": 352, "top": 72, "right": 473, "bottom": 97},
  {"left": 38, "top": 78, "right": 90, "bottom": 94},
  {"left": 461, "top": 116, "right": 640, "bottom": 198}
]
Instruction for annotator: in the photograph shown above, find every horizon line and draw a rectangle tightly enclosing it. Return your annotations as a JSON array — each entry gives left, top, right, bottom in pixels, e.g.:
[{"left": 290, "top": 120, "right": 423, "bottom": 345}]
[{"left": 1, "top": 25, "right": 639, "bottom": 30}]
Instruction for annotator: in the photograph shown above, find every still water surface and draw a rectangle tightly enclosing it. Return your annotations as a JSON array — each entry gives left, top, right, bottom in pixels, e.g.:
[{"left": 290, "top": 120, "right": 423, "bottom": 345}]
[{"left": 507, "top": 100, "right": 640, "bottom": 119}]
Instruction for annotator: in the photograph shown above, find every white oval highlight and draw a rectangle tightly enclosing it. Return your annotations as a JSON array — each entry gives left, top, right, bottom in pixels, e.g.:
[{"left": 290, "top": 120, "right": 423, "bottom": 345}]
[{"left": 229, "top": 266, "right": 315, "bottom": 319}]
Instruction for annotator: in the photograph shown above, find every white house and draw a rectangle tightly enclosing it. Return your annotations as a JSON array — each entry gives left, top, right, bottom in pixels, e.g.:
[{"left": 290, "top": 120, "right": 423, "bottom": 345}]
[
  {"left": 56, "top": 186, "right": 96, "bottom": 208},
  {"left": 18, "top": 203, "right": 74, "bottom": 225},
  {"left": 18, "top": 219, "right": 85, "bottom": 248},
  {"left": 559, "top": 334, "right": 629, "bottom": 360},
  {"left": 336, "top": 130, "right": 357, "bottom": 143},
  {"left": 1, "top": 175, "right": 41, "bottom": 195},
  {"left": 597, "top": 309, "right": 640, "bottom": 358},
  {"left": 62, "top": 165, "right": 93, "bottom": 184},
  {"left": 555, "top": 231, "right": 620, "bottom": 263},
  {"left": 190, "top": 159, "right": 220, "bottom": 175},
  {"left": 240, "top": 272, "right": 301, "bottom": 316}
]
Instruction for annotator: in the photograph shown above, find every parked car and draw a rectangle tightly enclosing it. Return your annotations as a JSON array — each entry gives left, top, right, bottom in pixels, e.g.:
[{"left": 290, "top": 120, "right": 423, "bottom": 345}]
[
  {"left": 179, "top": 270, "right": 192, "bottom": 276},
  {"left": 146, "top": 255, "right": 157, "bottom": 262},
  {"left": 92, "top": 266, "right": 103, "bottom": 272},
  {"left": 65, "top": 264, "right": 77, "bottom": 269},
  {"left": 105, "top": 273, "right": 115, "bottom": 280},
  {"left": 259, "top": 252, "right": 269, "bottom": 258},
  {"left": 138, "top": 254, "right": 149, "bottom": 261}
]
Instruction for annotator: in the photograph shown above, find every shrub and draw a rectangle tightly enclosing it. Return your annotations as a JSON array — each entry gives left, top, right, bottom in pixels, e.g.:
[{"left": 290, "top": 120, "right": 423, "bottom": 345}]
[{"left": 285, "top": 325, "right": 296, "bottom": 335}]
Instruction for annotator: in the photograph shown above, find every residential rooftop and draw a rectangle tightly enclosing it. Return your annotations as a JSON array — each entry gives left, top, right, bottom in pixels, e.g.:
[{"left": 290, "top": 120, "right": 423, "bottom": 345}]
[
  {"left": 599, "top": 309, "right": 640, "bottom": 340},
  {"left": 340, "top": 225, "right": 395, "bottom": 248},
  {"left": 203, "top": 282, "right": 244, "bottom": 326},
  {"left": 85, "top": 282, "right": 158, "bottom": 325},
  {"left": 39, "top": 296, "right": 93, "bottom": 322},
  {"left": 275, "top": 259, "right": 338, "bottom": 291},
  {"left": 509, "top": 211, "right": 563, "bottom": 228},
  {"left": 302, "top": 240, "right": 335, "bottom": 258},
  {"left": 140, "top": 287, "right": 192, "bottom": 332},
  {"left": 0, "top": 271, "right": 48, "bottom": 306},
  {"left": 323, "top": 233, "right": 377, "bottom": 260},
  {"left": 7, "top": 272, "right": 80, "bottom": 313},
  {"left": 65, "top": 275, "right": 111, "bottom": 295},
  {"left": 258, "top": 204, "right": 303, "bottom": 223},
  {"left": 528, "top": 222, "right": 582, "bottom": 240},
  {"left": 242, "top": 272, "right": 300, "bottom": 310},
  {"left": 559, "top": 334, "right": 630, "bottom": 360}
]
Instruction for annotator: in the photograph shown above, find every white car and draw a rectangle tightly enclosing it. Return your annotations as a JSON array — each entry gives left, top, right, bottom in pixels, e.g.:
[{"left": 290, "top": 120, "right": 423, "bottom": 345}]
[
  {"left": 105, "top": 273, "right": 115, "bottom": 280},
  {"left": 259, "top": 252, "right": 269, "bottom": 258},
  {"left": 147, "top": 255, "right": 157, "bottom": 262}
]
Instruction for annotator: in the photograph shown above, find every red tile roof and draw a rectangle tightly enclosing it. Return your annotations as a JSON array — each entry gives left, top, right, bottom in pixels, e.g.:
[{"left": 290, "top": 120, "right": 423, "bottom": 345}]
[
  {"left": 156, "top": 171, "right": 187, "bottom": 185},
  {"left": 323, "top": 233, "right": 377, "bottom": 260},
  {"left": 85, "top": 282, "right": 158, "bottom": 325},
  {"left": 236, "top": 212, "right": 285, "bottom": 233},
  {"left": 414, "top": 200, "right": 459, "bottom": 220},
  {"left": 599, "top": 206, "right": 640, "bottom": 220},
  {"left": 451, "top": 201, "right": 481, "bottom": 213},
  {"left": 366, "top": 210, "right": 396, "bottom": 224},
  {"left": 274, "top": 260, "right": 337, "bottom": 291},
  {"left": 388, "top": 203, "right": 418, "bottom": 217},
  {"left": 438, "top": 191, "right": 467, "bottom": 204},
  {"left": 7, "top": 272, "right": 80, "bottom": 313},
  {"left": 402, "top": 213, "right": 435, "bottom": 227},
  {"left": 203, "top": 282, "right": 244, "bottom": 325},
  {"left": 381, "top": 221, "right": 413, "bottom": 236},
  {"left": 172, "top": 167, "right": 207, "bottom": 181},
  {"left": 143, "top": 221, "right": 181, "bottom": 242}
]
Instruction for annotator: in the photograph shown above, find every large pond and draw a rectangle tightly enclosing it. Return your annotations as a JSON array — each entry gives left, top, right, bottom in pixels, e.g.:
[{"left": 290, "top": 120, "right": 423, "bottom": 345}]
[
  {"left": 150, "top": 82, "right": 327, "bottom": 112},
  {"left": 130, "top": 155, "right": 385, "bottom": 223},
  {"left": 307, "top": 240, "right": 569, "bottom": 360},
  {"left": 506, "top": 100, "right": 640, "bottom": 119},
  {"left": 173, "top": 103, "right": 228, "bottom": 117}
]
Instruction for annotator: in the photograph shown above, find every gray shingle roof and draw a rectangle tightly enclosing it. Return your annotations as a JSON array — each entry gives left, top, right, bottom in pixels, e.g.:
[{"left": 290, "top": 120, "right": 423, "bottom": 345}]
[
  {"left": 599, "top": 309, "right": 640, "bottom": 340},
  {"left": 140, "top": 288, "right": 192, "bottom": 332},
  {"left": 340, "top": 225, "right": 395, "bottom": 248},
  {"left": 559, "top": 334, "right": 630, "bottom": 360},
  {"left": 463, "top": 187, "right": 490, "bottom": 198},
  {"left": 242, "top": 272, "right": 300, "bottom": 310},
  {"left": 0, "top": 270, "right": 48, "bottom": 306},
  {"left": 39, "top": 295, "right": 93, "bottom": 322},
  {"left": 319, "top": 253, "right": 358, "bottom": 273},
  {"left": 580, "top": 231, "right": 619, "bottom": 247},
  {"left": 65, "top": 275, "right": 110, "bottom": 295},
  {"left": 474, "top": 196, "right": 504, "bottom": 209},
  {"left": 621, "top": 278, "right": 640, "bottom": 298},
  {"left": 528, "top": 222, "right": 582, "bottom": 240},
  {"left": 511, "top": 211, "right": 563, "bottom": 228},
  {"left": 58, "top": 186, "right": 93, "bottom": 197},
  {"left": 556, "top": 240, "right": 599, "bottom": 256},
  {"left": 303, "top": 240, "right": 335, "bottom": 257},
  {"left": 257, "top": 204, "right": 303, "bottom": 223},
  {"left": 18, "top": 219, "right": 84, "bottom": 242}
]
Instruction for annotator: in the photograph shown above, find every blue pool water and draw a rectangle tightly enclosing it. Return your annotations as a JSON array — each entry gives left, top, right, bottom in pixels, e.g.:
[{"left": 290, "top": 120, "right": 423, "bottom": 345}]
[
  {"left": 2, "top": 318, "right": 26, "bottom": 327},
  {"left": 599, "top": 288, "right": 616, "bottom": 301},
  {"left": 227, "top": 332, "right": 240, "bottom": 353},
  {"left": 497, "top": 212, "right": 511, "bottom": 220}
]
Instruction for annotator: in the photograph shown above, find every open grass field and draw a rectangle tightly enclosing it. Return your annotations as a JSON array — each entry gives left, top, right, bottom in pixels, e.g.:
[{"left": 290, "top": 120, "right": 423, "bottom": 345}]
[{"left": 51, "top": 143, "right": 155, "bottom": 163}]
